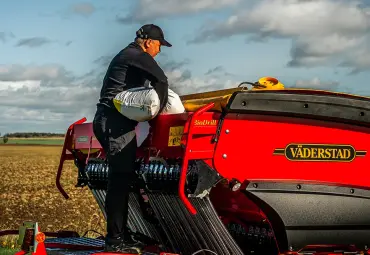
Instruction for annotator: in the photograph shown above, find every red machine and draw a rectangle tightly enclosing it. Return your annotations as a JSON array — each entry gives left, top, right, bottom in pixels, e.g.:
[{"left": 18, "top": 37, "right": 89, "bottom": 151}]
[{"left": 5, "top": 82, "right": 370, "bottom": 255}]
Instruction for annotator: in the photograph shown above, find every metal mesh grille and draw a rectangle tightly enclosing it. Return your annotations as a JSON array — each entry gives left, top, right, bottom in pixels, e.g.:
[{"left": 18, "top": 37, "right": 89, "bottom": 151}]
[
  {"left": 89, "top": 188, "right": 165, "bottom": 244},
  {"left": 46, "top": 249, "right": 101, "bottom": 255},
  {"left": 46, "top": 249, "right": 158, "bottom": 255},
  {"left": 45, "top": 237, "right": 104, "bottom": 247},
  {"left": 148, "top": 194, "right": 244, "bottom": 255}
]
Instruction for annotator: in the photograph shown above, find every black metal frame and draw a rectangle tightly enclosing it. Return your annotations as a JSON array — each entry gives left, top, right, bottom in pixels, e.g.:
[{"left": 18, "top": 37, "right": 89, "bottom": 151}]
[{"left": 226, "top": 90, "right": 370, "bottom": 126}]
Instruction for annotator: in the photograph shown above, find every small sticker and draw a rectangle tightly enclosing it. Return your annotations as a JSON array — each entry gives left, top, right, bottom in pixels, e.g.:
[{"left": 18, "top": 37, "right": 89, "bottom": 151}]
[
  {"left": 76, "top": 136, "right": 89, "bottom": 143},
  {"left": 168, "top": 126, "right": 184, "bottom": 147},
  {"left": 194, "top": 119, "right": 217, "bottom": 126}
]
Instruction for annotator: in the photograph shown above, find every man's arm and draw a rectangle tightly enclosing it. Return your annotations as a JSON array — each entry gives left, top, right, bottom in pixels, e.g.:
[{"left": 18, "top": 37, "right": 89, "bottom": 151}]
[
  {"left": 152, "top": 79, "right": 168, "bottom": 113},
  {"left": 133, "top": 52, "right": 169, "bottom": 113}
]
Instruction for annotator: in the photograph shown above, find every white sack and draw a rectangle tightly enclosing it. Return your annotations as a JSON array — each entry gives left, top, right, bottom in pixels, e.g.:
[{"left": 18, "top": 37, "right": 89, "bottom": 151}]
[
  {"left": 113, "top": 87, "right": 160, "bottom": 122},
  {"left": 113, "top": 87, "right": 185, "bottom": 122},
  {"left": 162, "top": 88, "right": 186, "bottom": 114}
]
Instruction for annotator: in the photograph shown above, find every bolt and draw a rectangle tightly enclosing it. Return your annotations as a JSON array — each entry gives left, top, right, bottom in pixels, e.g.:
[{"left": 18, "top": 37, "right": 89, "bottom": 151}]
[
  {"left": 231, "top": 182, "right": 241, "bottom": 192},
  {"left": 253, "top": 183, "right": 258, "bottom": 188},
  {"left": 222, "top": 154, "right": 227, "bottom": 159},
  {"left": 350, "top": 189, "right": 354, "bottom": 194},
  {"left": 225, "top": 129, "right": 230, "bottom": 134},
  {"left": 296, "top": 184, "right": 301, "bottom": 190}
]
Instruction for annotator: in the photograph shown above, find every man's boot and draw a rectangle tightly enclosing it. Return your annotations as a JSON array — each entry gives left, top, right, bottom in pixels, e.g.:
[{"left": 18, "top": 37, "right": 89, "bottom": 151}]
[{"left": 104, "top": 233, "right": 145, "bottom": 254}]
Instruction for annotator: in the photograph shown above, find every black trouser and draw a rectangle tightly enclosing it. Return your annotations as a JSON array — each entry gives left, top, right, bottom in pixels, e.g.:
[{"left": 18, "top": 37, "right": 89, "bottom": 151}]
[{"left": 93, "top": 104, "right": 138, "bottom": 240}]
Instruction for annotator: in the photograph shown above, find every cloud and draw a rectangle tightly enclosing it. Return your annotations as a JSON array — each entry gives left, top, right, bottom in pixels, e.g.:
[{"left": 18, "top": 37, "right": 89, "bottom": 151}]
[
  {"left": 0, "top": 82, "right": 98, "bottom": 113},
  {"left": 0, "top": 65, "right": 95, "bottom": 113},
  {"left": 0, "top": 64, "right": 75, "bottom": 85},
  {"left": 70, "top": 2, "right": 96, "bottom": 17},
  {"left": 293, "top": 77, "right": 340, "bottom": 91},
  {"left": 159, "top": 58, "right": 191, "bottom": 71},
  {"left": 189, "top": 0, "right": 370, "bottom": 73},
  {"left": 157, "top": 58, "right": 238, "bottom": 95},
  {"left": 204, "top": 65, "right": 233, "bottom": 77},
  {"left": 15, "top": 37, "right": 53, "bottom": 48},
  {"left": 0, "top": 64, "right": 101, "bottom": 133},
  {"left": 39, "top": 2, "right": 97, "bottom": 19},
  {"left": 168, "top": 68, "right": 237, "bottom": 95},
  {"left": 93, "top": 55, "right": 115, "bottom": 67},
  {"left": 0, "top": 32, "right": 15, "bottom": 43},
  {"left": 116, "top": 0, "right": 240, "bottom": 23}
]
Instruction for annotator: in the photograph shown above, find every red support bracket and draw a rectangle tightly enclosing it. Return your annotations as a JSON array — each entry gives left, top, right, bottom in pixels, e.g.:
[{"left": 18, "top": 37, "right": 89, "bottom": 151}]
[
  {"left": 56, "top": 117, "right": 87, "bottom": 199},
  {"left": 179, "top": 102, "right": 215, "bottom": 215}
]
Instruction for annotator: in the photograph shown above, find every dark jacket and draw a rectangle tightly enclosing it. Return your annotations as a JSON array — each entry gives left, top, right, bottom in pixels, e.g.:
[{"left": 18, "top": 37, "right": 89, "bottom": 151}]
[{"left": 98, "top": 42, "right": 169, "bottom": 112}]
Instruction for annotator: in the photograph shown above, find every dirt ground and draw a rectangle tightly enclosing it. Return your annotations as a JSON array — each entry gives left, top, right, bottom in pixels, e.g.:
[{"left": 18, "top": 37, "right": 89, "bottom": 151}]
[{"left": 0, "top": 145, "right": 106, "bottom": 238}]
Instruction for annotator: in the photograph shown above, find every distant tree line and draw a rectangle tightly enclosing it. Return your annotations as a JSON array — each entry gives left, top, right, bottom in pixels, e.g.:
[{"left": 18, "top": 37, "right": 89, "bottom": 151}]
[{"left": 1, "top": 132, "right": 65, "bottom": 138}]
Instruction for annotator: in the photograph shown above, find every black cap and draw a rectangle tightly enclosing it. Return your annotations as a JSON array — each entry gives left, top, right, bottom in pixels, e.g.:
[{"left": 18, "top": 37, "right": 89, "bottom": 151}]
[{"left": 136, "top": 24, "right": 172, "bottom": 47}]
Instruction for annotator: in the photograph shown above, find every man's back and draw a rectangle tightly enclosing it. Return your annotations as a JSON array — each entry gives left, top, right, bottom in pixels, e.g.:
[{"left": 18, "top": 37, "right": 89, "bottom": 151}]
[{"left": 98, "top": 42, "right": 167, "bottom": 109}]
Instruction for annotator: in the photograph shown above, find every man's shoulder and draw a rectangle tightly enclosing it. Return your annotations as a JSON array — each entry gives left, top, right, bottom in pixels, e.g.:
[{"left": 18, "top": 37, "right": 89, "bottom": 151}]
[{"left": 114, "top": 43, "right": 153, "bottom": 64}]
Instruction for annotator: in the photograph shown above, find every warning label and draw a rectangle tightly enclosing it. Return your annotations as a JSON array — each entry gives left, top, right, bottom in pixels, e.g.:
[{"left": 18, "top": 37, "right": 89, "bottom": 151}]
[{"left": 168, "top": 126, "right": 184, "bottom": 147}]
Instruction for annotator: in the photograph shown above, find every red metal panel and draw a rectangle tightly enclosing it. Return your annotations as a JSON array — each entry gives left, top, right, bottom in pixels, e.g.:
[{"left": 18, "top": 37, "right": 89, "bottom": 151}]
[
  {"left": 138, "top": 113, "right": 190, "bottom": 158},
  {"left": 213, "top": 113, "right": 370, "bottom": 188},
  {"left": 138, "top": 111, "right": 220, "bottom": 158},
  {"left": 148, "top": 113, "right": 191, "bottom": 147},
  {"left": 73, "top": 123, "right": 102, "bottom": 150}
]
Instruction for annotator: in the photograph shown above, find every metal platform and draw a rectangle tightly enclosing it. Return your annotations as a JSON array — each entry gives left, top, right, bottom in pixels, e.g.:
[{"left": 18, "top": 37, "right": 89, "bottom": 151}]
[{"left": 44, "top": 237, "right": 159, "bottom": 255}]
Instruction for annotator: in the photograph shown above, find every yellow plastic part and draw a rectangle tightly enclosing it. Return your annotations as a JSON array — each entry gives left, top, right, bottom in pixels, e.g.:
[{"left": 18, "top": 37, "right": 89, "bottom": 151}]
[
  {"left": 180, "top": 77, "right": 285, "bottom": 112},
  {"left": 252, "top": 76, "right": 285, "bottom": 90},
  {"left": 180, "top": 87, "right": 246, "bottom": 112},
  {"left": 79, "top": 149, "right": 101, "bottom": 154},
  {"left": 112, "top": 98, "right": 122, "bottom": 113}
]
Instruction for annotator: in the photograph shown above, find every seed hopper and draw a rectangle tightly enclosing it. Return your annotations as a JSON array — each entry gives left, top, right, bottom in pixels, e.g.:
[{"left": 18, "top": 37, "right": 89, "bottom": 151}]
[{"left": 4, "top": 78, "right": 370, "bottom": 255}]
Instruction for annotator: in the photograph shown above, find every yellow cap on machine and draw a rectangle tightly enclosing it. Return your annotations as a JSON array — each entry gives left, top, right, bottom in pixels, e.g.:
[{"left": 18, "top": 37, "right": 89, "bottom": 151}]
[{"left": 252, "top": 77, "right": 285, "bottom": 90}]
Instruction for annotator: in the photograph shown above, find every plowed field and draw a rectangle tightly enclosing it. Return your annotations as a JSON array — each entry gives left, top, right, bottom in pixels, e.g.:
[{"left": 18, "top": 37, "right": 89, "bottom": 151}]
[{"left": 0, "top": 145, "right": 105, "bottom": 239}]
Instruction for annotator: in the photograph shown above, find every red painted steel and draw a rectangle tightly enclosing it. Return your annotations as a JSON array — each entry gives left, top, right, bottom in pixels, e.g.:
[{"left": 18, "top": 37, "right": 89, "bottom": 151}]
[
  {"left": 213, "top": 113, "right": 370, "bottom": 188},
  {"left": 178, "top": 102, "right": 216, "bottom": 215},
  {"left": 56, "top": 117, "right": 87, "bottom": 199}
]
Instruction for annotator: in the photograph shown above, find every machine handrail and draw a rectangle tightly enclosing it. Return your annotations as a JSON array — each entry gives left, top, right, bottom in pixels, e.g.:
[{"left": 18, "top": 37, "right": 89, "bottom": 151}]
[
  {"left": 179, "top": 102, "right": 215, "bottom": 215},
  {"left": 56, "top": 117, "right": 87, "bottom": 199}
]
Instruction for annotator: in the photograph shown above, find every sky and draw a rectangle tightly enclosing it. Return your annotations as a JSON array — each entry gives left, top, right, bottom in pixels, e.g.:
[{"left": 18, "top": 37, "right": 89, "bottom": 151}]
[{"left": 1, "top": 0, "right": 370, "bottom": 134}]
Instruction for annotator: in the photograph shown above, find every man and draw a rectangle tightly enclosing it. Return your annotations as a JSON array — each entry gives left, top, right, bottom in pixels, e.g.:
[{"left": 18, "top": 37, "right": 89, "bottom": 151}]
[{"left": 92, "top": 24, "right": 171, "bottom": 253}]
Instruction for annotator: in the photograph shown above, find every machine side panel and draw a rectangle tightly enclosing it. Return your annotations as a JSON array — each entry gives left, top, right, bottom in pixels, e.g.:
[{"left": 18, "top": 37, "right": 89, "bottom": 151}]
[
  {"left": 244, "top": 182, "right": 370, "bottom": 251},
  {"left": 213, "top": 114, "right": 370, "bottom": 188},
  {"left": 212, "top": 113, "right": 370, "bottom": 251}
]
